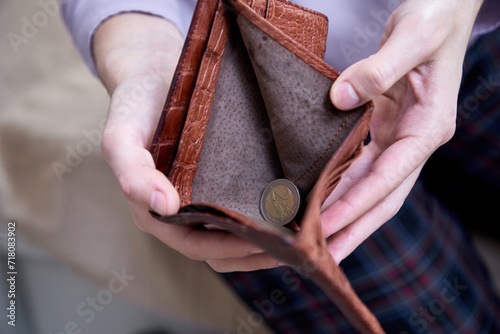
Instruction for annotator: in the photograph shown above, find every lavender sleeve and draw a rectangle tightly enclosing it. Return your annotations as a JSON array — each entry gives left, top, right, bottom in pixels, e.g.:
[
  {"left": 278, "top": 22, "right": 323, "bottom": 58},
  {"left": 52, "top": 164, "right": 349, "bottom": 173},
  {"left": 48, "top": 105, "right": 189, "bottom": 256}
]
[
  {"left": 60, "top": 0, "right": 499, "bottom": 76},
  {"left": 59, "top": 0, "right": 196, "bottom": 76}
]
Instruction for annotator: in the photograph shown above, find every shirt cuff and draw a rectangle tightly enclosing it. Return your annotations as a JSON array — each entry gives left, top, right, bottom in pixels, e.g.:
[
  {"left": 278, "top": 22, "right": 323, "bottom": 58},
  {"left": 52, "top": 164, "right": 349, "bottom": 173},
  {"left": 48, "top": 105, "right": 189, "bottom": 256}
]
[{"left": 59, "top": 0, "right": 196, "bottom": 76}]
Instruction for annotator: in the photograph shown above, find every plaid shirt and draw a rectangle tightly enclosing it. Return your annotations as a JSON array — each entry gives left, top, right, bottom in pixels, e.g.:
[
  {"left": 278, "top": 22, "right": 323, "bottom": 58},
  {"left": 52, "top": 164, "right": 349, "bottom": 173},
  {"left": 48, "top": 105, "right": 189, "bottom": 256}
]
[{"left": 222, "top": 27, "right": 500, "bottom": 334}]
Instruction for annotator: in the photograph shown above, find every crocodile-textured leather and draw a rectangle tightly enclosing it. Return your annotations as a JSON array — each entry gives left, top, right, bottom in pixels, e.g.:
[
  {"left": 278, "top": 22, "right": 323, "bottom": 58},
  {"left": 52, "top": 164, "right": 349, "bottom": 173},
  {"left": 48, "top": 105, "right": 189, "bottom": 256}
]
[
  {"left": 150, "top": 0, "right": 382, "bottom": 332},
  {"left": 265, "top": 0, "right": 328, "bottom": 58},
  {"left": 150, "top": 0, "right": 219, "bottom": 175},
  {"left": 167, "top": 0, "right": 232, "bottom": 204}
]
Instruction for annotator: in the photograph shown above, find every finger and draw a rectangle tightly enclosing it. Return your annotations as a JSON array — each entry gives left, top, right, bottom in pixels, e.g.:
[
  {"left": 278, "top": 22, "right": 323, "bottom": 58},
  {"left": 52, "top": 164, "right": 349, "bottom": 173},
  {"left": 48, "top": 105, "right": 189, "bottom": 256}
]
[
  {"left": 330, "top": 18, "right": 433, "bottom": 110},
  {"left": 321, "top": 136, "right": 432, "bottom": 237},
  {"left": 133, "top": 205, "right": 265, "bottom": 260},
  {"left": 321, "top": 141, "right": 382, "bottom": 211},
  {"left": 206, "top": 253, "right": 280, "bottom": 273},
  {"left": 326, "top": 163, "right": 423, "bottom": 264},
  {"left": 102, "top": 127, "right": 180, "bottom": 216},
  {"left": 101, "top": 72, "right": 180, "bottom": 216}
]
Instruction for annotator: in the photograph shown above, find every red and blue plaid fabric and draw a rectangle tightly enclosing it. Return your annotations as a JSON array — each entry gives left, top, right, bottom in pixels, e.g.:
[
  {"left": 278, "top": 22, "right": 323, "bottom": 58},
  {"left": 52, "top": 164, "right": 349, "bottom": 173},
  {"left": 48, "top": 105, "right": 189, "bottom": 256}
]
[{"left": 222, "top": 27, "right": 500, "bottom": 334}]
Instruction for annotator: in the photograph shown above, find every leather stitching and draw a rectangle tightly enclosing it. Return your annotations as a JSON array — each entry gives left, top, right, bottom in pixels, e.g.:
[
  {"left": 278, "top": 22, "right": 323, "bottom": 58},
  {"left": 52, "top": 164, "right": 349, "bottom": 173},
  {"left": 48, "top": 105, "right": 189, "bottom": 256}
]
[{"left": 294, "top": 111, "right": 355, "bottom": 184}]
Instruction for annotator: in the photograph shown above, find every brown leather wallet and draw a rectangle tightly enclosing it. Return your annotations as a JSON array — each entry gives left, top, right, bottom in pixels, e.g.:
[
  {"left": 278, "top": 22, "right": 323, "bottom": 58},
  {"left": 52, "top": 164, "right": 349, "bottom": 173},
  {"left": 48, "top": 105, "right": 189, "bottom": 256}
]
[{"left": 150, "top": 0, "right": 383, "bottom": 332}]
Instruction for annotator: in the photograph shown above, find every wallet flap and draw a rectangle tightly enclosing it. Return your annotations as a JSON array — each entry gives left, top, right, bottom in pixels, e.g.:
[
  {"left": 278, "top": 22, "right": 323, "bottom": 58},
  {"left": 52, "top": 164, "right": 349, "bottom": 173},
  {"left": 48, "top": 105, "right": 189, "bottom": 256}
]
[{"left": 235, "top": 6, "right": 367, "bottom": 192}]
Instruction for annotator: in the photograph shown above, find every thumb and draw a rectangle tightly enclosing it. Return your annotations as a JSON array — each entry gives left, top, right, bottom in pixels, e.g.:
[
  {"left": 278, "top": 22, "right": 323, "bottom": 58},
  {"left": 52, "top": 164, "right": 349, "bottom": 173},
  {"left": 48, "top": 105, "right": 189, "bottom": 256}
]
[
  {"left": 102, "top": 131, "right": 180, "bottom": 217},
  {"left": 330, "top": 27, "right": 423, "bottom": 110}
]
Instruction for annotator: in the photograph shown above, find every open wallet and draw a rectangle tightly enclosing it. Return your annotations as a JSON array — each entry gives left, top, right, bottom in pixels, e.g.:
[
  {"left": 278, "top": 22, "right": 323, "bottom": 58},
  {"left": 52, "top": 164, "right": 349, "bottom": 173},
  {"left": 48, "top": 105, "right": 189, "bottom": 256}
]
[{"left": 149, "top": 0, "right": 384, "bottom": 332}]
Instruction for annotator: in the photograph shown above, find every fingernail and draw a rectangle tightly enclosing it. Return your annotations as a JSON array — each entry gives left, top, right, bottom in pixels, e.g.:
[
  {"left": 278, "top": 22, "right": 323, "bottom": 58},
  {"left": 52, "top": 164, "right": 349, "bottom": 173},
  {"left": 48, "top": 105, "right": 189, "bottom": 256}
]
[
  {"left": 334, "top": 82, "right": 360, "bottom": 109},
  {"left": 149, "top": 191, "right": 167, "bottom": 216}
]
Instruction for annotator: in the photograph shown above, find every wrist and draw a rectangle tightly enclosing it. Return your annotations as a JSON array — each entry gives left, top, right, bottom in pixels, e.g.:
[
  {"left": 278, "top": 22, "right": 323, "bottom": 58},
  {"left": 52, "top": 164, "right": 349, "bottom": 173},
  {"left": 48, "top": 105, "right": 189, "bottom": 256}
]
[{"left": 93, "top": 13, "right": 183, "bottom": 94}]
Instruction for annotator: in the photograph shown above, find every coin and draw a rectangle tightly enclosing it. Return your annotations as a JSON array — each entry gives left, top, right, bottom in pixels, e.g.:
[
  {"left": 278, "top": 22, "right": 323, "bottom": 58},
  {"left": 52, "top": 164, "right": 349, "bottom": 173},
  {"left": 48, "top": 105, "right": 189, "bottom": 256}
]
[{"left": 260, "top": 179, "right": 301, "bottom": 225}]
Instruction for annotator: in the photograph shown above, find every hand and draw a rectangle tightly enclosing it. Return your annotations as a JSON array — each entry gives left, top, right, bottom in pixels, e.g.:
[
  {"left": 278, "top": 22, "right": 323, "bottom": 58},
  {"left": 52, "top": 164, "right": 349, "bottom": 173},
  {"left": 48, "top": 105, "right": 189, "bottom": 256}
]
[
  {"left": 94, "top": 13, "right": 273, "bottom": 272},
  {"left": 323, "top": 0, "right": 484, "bottom": 263}
]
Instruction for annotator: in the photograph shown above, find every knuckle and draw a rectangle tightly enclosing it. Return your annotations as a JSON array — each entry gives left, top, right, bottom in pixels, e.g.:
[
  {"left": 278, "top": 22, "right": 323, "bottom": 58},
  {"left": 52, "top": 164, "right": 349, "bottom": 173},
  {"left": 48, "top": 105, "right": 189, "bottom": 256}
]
[
  {"left": 130, "top": 207, "right": 155, "bottom": 234},
  {"left": 182, "top": 245, "right": 205, "bottom": 261},
  {"left": 206, "top": 260, "right": 228, "bottom": 273},
  {"left": 134, "top": 220, "right": 150, "bottom": 233},
  {"left": 117, "top": 174, "right": 135, "bottom": 201},
  {"left": 100, "top": 128, "right": 115, "bottom": 161},
  {"left": 429, "top": 111, "right": 456, "bottom": 145},
  {"left": 180, "top": 235, "right": 204, "bottom": 261},
  {"left": 412, "top": 20, "right": 444, "bottom": 55},
  {"left": 378, "top": 195, "right": 405, "bottom": 222},
  {"left": 365, "top": 61, "right": 395, "bottom": 95},
  {"left": 387, "top": 201, "right": 403, "bottom": 220},
  {"left": 185, "top": 252, "right": 205, "bottom": 262},
  {"left": 441, "top": 123, "right": 456, "bottom": 144}
]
